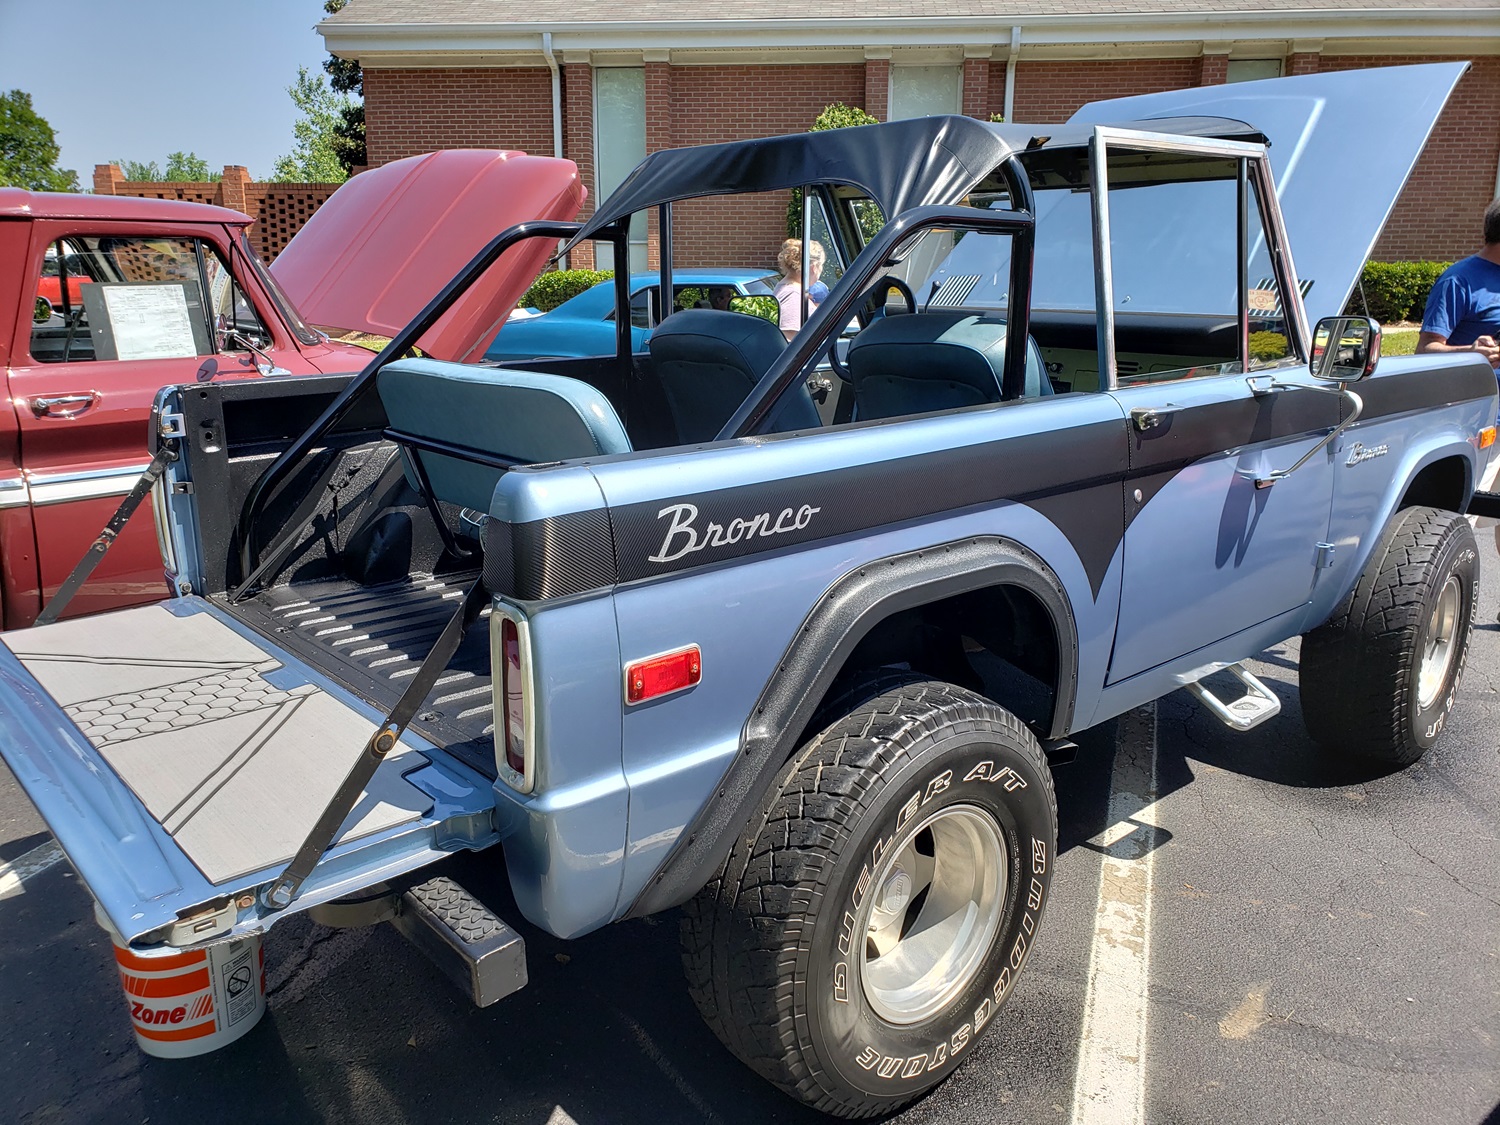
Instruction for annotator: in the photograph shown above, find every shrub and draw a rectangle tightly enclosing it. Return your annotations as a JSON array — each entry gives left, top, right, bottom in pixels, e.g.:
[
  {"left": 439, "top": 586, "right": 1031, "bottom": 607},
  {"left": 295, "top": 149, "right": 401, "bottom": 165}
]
[
  {"left": 1345, "top": 260, "right": 1451, "bottom": 324},
  {"left": 1249, "top": 331, "right": 1289, "bottom": 363},
  {"left": 732, "top": 295, "right": 779, "bottom": 324},
  {"left": 520, "top": 269, "right": 613, "bottom": 312}
]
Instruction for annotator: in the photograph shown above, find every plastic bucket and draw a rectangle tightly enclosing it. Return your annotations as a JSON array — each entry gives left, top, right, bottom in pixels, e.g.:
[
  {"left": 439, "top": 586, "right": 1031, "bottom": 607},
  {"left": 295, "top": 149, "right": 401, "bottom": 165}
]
[{"left": 96, "top": 905, "right": 266, "bottom": 1058}]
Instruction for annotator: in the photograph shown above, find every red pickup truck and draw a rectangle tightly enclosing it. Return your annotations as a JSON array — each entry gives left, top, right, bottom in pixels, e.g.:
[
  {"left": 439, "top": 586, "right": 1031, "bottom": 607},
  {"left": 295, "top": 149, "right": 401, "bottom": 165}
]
[{"left": 0, "top": 152, "right": 583, "bottom": 627}]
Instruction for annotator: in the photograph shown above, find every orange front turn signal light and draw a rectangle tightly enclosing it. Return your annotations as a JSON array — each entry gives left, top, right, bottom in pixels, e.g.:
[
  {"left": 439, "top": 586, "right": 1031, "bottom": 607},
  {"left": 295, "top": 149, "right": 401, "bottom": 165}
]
[
  {"left": 625, "top": 645, "right": 702, "bottom": 705},
  {"left": 1478, "top": 426, "right": 1496, "bottom": 450}
]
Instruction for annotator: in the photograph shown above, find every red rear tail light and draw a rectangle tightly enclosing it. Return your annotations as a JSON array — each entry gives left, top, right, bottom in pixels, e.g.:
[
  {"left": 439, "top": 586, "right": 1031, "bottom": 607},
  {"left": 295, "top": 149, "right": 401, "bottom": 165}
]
[
  {"left": 493, "top": 607, "right": 534, "bottom": 792},
  {"left": 625, "top": 646, "right": 702, "bottom": 705}
]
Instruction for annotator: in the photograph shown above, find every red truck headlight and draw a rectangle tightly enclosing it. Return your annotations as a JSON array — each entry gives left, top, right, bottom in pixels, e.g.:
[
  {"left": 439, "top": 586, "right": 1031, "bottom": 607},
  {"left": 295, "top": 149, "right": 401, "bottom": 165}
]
[{"left": 491, "top": 604, "right": 535, "bottom": 793}]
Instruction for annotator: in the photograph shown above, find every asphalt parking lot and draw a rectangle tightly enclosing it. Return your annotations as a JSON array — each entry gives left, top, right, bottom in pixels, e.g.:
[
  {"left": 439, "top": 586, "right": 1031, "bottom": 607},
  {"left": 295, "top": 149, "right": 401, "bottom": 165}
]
[{"left": 3, "top": 574, "right": 1498, "bottom": 1125}]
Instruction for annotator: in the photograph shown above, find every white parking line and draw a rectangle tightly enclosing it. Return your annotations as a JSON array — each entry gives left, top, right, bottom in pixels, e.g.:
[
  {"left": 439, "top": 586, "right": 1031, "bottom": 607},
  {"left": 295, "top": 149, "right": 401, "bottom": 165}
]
[
  {"left": 1070, "top": 704, "right": 1160, "bottom": 1125},
  {"left": 0, "top": 839, "right": 65, "bottom": 900}
]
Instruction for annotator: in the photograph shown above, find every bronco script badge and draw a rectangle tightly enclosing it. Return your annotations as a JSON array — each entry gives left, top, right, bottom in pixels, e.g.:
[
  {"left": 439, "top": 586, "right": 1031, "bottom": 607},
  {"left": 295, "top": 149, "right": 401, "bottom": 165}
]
[
  {"left": 1345, "top": 441, "right": 1389, "bottom": 466},
  {"left": 649, "top": 501, "right": 822, "bottom": 564}
]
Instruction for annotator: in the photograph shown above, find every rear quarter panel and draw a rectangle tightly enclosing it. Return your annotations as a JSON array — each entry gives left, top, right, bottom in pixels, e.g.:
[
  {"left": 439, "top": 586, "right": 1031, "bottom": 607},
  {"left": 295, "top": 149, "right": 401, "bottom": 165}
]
[
  {"left": 1310, "top": 353, "right": 1497, "bottom": 626},
  {"left": 586, "top": 395, "right": 1130, "bottom": 919}
]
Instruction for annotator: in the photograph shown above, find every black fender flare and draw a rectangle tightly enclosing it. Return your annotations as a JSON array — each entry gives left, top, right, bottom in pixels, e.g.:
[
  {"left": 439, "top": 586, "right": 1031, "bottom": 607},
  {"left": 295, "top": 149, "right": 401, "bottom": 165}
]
[{"left": 624, "top": 534, "right": 1079, "bottom": 919}]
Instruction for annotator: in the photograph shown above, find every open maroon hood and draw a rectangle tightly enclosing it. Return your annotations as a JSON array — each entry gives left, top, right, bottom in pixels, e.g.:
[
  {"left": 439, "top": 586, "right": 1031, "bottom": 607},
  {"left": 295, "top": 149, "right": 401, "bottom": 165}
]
[{"left": 269, "top": 150, "right": 584, "bottom": 364}]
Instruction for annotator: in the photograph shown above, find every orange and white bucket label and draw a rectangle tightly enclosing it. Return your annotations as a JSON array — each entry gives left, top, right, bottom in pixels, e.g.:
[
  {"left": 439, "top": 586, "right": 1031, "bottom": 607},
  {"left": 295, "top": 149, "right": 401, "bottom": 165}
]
[{"left": 105, "top": 920, "right": 266, "bottom": 1058}]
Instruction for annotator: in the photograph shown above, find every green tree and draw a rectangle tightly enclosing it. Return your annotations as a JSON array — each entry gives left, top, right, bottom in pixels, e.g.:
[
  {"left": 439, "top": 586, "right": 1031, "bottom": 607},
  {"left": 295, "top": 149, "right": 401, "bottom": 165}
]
[
  {"left": 117, "top": 158, "right": 162, "bottom": 181},
  {"left": 0, "top": 90, "right": 78, "bottom": 192},
  {"left": 786, "top": 103, "right": 881, "bottom": 238},
  {"left": 321, "top": 0, "right": 366, "bottom": 175},
  {"left": 270, "top": 66, "right": 352, "bottom": 183},
  {"left": 115, "top": 152, "right": 220, "bottom": 182},
  {"left": 165, "top": 151, "right": 218, "bottom": 181}
]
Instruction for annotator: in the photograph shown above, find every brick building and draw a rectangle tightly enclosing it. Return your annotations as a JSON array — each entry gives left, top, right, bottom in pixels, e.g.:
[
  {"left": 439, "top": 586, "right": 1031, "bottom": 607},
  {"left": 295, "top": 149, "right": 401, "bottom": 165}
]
[{"left": 321, "top": 0, "right": 1500, "bottom": 270}]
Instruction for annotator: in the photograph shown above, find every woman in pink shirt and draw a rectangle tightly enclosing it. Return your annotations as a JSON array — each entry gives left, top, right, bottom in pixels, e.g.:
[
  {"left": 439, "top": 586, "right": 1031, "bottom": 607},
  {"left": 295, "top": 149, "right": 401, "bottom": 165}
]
[{"left": 774, "top": 238, "right": 825, "bottom": 340}]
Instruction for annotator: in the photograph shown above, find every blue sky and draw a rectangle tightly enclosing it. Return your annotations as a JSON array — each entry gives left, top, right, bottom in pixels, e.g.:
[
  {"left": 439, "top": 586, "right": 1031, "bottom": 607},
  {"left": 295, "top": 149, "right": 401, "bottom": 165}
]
[{"left": 0, "top": 0, "right": 337, "bottom": 183}]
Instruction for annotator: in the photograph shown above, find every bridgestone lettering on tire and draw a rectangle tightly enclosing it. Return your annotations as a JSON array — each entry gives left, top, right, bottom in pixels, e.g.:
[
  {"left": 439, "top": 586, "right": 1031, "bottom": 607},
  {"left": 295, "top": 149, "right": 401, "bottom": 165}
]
[
  {"left": 681, "top": 676, "right": 1058, "bottom": 1118},
  {"left": 1300, "top": 505, "right": 1477, "bottom": 766}
]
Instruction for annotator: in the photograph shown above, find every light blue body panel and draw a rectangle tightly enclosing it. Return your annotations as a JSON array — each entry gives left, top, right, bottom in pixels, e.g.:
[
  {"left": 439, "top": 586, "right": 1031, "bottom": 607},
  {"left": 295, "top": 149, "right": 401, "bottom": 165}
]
[
  {"left": 1105, "top": 371, "right": 1335, "bottom": 683},
  {"left": 0, "top": 597, "right": 500, "bottom": 949},
  {"left": 488, "top": 591, "right": 629, "bottom": 939}
]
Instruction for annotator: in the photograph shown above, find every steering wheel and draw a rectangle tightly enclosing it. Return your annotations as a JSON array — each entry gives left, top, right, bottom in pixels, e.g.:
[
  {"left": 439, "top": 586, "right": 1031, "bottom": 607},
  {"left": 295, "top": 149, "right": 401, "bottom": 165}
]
[
  {"left": 828, "top": 277, "right": 918, "bottom": 380},
  {"left": 862, "top": 276, "right": 917, "bottom": 321}
]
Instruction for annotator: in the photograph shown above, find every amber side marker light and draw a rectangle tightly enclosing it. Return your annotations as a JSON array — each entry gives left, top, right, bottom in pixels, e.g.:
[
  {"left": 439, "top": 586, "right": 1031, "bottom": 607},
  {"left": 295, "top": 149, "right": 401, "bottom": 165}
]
[
  {"left": 626, "top": 646, "right": 702, "bottom": 705},
  {"left": 1478, "top": 426, "right": 1496, "bottom": 450}
]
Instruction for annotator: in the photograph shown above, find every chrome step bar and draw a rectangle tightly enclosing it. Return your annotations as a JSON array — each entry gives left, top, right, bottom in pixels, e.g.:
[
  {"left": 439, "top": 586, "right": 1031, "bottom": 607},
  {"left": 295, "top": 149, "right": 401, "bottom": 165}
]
[{"left": 1185, "top": 663, "right": 1281, "bottom": 731}]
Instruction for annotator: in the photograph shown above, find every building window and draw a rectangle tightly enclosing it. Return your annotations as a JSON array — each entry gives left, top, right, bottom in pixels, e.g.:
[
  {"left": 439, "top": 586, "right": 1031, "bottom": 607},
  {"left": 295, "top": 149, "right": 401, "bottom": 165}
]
[
  {"left": 890, "top": 66, "right": 961, "bottom": 120},
  {"left": 1227, "top": 59, "right": 1283, "bottom": 83},
  {"left": 594, "top": 67, "right": 648, "bottom": 271}
]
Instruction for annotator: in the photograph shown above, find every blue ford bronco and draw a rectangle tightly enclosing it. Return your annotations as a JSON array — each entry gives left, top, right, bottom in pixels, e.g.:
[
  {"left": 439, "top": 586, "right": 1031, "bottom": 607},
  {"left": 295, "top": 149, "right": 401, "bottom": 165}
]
[{"left": 2, "top": 63, "right": 1496, "bottom": 1116}]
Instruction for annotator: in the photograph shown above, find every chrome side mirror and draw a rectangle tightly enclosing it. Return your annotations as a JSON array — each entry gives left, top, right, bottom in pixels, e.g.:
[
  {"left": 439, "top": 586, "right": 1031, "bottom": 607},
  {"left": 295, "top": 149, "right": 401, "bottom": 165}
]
[
  {"left": 34, "top": 295, "right": 53, "bottom": 324},
  {"left": 1311, "top": 315, "right": 1381, "bottom": 382}
]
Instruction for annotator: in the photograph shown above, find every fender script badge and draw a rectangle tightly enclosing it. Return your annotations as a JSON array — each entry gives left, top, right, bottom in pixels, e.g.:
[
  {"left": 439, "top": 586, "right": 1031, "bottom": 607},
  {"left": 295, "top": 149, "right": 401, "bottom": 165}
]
[
  {"left": 1346, "top": 441, "right": 1389, "bottom": 467},
  {"left": 650, "top": 501, "right": 822, "bottom": 564}
]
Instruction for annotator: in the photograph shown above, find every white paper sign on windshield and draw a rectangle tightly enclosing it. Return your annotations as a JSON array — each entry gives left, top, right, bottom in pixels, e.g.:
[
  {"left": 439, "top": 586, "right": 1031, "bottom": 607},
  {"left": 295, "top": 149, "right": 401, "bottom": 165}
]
[{"left": 101, "top": 284, "right": 199, "bottom": 360}]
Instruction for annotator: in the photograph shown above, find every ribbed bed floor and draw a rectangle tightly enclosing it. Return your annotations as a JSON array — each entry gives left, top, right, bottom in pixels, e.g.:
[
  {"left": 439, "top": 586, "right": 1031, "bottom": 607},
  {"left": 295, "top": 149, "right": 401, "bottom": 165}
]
[{"left": 230, "top": 572, "right": 498, "bottom": 779}]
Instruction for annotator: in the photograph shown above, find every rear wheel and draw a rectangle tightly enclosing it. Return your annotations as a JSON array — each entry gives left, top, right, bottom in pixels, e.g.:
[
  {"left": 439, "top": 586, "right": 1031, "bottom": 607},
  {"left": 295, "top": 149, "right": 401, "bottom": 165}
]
[
  {"left": 1300, "top": 505, "right": 1478, "bottom": 766},
  {"left": 681, "top": 678, "right": 1057, "bottom": 1118}
]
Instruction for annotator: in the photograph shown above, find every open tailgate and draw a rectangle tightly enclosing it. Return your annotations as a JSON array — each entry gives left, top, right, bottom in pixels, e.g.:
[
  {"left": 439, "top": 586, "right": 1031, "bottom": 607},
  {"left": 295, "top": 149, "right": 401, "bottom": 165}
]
[{"left": 0, "top": 598, "right": 499, "bottom": 950}]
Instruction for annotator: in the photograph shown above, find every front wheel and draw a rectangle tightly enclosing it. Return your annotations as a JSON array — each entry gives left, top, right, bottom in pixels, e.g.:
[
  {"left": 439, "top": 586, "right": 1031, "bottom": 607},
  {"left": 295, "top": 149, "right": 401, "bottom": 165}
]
[
  {"left": 1300, "top": 505, "right": 1478, "bottom": 766},
  {"left": 681, "top": 678, "right": 1057, "bottom": 1118}
]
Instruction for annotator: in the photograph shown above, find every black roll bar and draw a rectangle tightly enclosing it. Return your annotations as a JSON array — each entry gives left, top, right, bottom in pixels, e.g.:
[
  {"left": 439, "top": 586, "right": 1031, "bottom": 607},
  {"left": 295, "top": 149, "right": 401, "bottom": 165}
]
[
  {"left": 230, "top": 219, "right": 585, "bottom": 601},
  {"left": 722, "top": 200, "right": 1037, "bottom": 439}
]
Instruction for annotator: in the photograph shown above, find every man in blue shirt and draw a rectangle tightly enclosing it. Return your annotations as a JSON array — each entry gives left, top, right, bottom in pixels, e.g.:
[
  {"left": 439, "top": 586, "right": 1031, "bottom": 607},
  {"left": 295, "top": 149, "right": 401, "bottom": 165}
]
[
  {"left": 1419, "top": 198, "right": 1500, "bottom": 600},
  {"left": 1418, "top": 198, "right": 1500, "bottom": 371}
]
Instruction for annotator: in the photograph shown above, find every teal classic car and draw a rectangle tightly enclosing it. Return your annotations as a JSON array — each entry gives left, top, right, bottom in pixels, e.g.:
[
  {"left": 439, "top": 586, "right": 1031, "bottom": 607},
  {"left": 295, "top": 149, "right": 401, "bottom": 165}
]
[{"left": 483, "top": 267, "right": 778, "bottom": 361}]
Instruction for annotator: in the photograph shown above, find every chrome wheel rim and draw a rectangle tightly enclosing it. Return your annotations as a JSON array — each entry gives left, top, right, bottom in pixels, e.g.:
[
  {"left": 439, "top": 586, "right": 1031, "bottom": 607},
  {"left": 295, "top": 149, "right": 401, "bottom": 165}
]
[
  {"left": 1417, "top": 575, "right": 1462, "bottom": 710},
  {"left": 857, "top": 803, "right": 1008, "bottom": 1026}
]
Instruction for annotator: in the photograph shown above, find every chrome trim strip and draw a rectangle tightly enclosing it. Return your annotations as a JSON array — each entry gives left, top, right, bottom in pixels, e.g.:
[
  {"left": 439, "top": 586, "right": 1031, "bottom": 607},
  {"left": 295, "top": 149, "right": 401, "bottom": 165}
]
[
  {"left": 1090, "top": 127, "right": 1117, "bottom": 392},
  {"left": 0, "top": 477, "right": 30, "bottom": 509},
  {"left": 26, "top": 463, "right": 150, "bottom": 507}
]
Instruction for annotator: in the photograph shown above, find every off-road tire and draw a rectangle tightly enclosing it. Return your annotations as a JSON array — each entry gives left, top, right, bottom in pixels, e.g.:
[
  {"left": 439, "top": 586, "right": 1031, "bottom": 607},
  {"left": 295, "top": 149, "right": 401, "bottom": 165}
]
[
  {"left": 681, "top": 678, "right": 1057, "bottom": 1118},
  {"left": 1300, "top": 505, "right": 1477, "bottom": 765}
]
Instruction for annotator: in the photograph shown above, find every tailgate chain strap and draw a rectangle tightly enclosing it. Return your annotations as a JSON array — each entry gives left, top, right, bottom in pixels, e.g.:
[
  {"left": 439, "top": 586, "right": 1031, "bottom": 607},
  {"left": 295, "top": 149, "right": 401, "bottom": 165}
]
[
  {"left": 263, "top": 576, "right": 491, "bottom": 911},
  {"left": 33, "top": 413, "right": 184, "bottom": 629}
]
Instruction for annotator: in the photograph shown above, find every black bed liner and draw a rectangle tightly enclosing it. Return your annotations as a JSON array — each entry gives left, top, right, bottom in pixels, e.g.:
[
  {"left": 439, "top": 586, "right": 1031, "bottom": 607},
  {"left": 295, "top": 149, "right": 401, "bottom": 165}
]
[{"left": 227, "top": 572, "right": 497, "bottom": 779}]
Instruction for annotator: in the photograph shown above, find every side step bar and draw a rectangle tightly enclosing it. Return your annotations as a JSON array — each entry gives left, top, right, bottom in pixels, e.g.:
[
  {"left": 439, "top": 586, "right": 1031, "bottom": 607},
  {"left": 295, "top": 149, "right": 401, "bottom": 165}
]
[
  {"left": 390, "top": 876, "right": 528, "bottom": 1007},
  {"left": 1469, "top": 490, "right": 1500, "bottom": 520},
  {"left": 1184, "top": 663, "right": 1281, "bottom": 731}
]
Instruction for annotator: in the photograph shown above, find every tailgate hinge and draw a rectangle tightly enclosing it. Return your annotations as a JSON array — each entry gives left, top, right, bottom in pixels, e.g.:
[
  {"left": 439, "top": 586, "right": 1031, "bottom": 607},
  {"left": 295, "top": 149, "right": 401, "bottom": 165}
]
[{"left": 1314, "top": 542, "right": 1336, "bottom": 569}]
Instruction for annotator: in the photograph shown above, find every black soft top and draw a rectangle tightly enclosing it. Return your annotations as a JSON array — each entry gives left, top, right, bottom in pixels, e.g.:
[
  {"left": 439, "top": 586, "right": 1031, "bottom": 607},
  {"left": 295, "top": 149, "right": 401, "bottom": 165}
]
[{"left": 564, "top": 113, "right": 1267, "bottom": 251}]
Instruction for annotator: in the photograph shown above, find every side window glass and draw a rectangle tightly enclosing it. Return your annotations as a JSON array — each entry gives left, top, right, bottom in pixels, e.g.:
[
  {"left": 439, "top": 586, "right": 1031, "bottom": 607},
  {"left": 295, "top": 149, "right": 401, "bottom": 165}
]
[
  {"left": 202, "top": 247, "right": 270, "bottom": 350},
  {"left": 29, "top": 236, "right": 213, "bottom": 364},
  {"left": 1104, "top": 154, "right": 1241, "bottom": 387},
  {"left": 629, "top": 287, "right": 655, "bottom": 329}
]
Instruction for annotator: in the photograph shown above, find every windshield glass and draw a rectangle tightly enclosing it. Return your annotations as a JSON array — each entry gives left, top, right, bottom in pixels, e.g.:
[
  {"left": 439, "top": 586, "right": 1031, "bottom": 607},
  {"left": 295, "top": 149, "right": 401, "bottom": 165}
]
[{"left": 926, "top": 154, "right": 1273, "bottom": 316}]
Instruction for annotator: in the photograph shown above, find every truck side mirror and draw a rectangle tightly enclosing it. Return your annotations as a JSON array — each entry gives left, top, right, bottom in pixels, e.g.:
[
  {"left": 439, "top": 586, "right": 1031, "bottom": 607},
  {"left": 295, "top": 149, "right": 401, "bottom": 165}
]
[
  {"left": 1310, "top": 315, "right": 1381, "bottom": 382},
  {"left": 34, "top": 295, "right": 53, "bottom": 324}
]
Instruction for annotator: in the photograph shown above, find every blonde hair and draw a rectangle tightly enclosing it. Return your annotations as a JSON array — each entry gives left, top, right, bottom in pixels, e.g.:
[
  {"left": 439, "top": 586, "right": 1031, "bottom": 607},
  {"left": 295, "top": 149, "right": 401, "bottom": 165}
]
[{"left": 777, "top": 238, "right": 825, "bottom": 277}]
